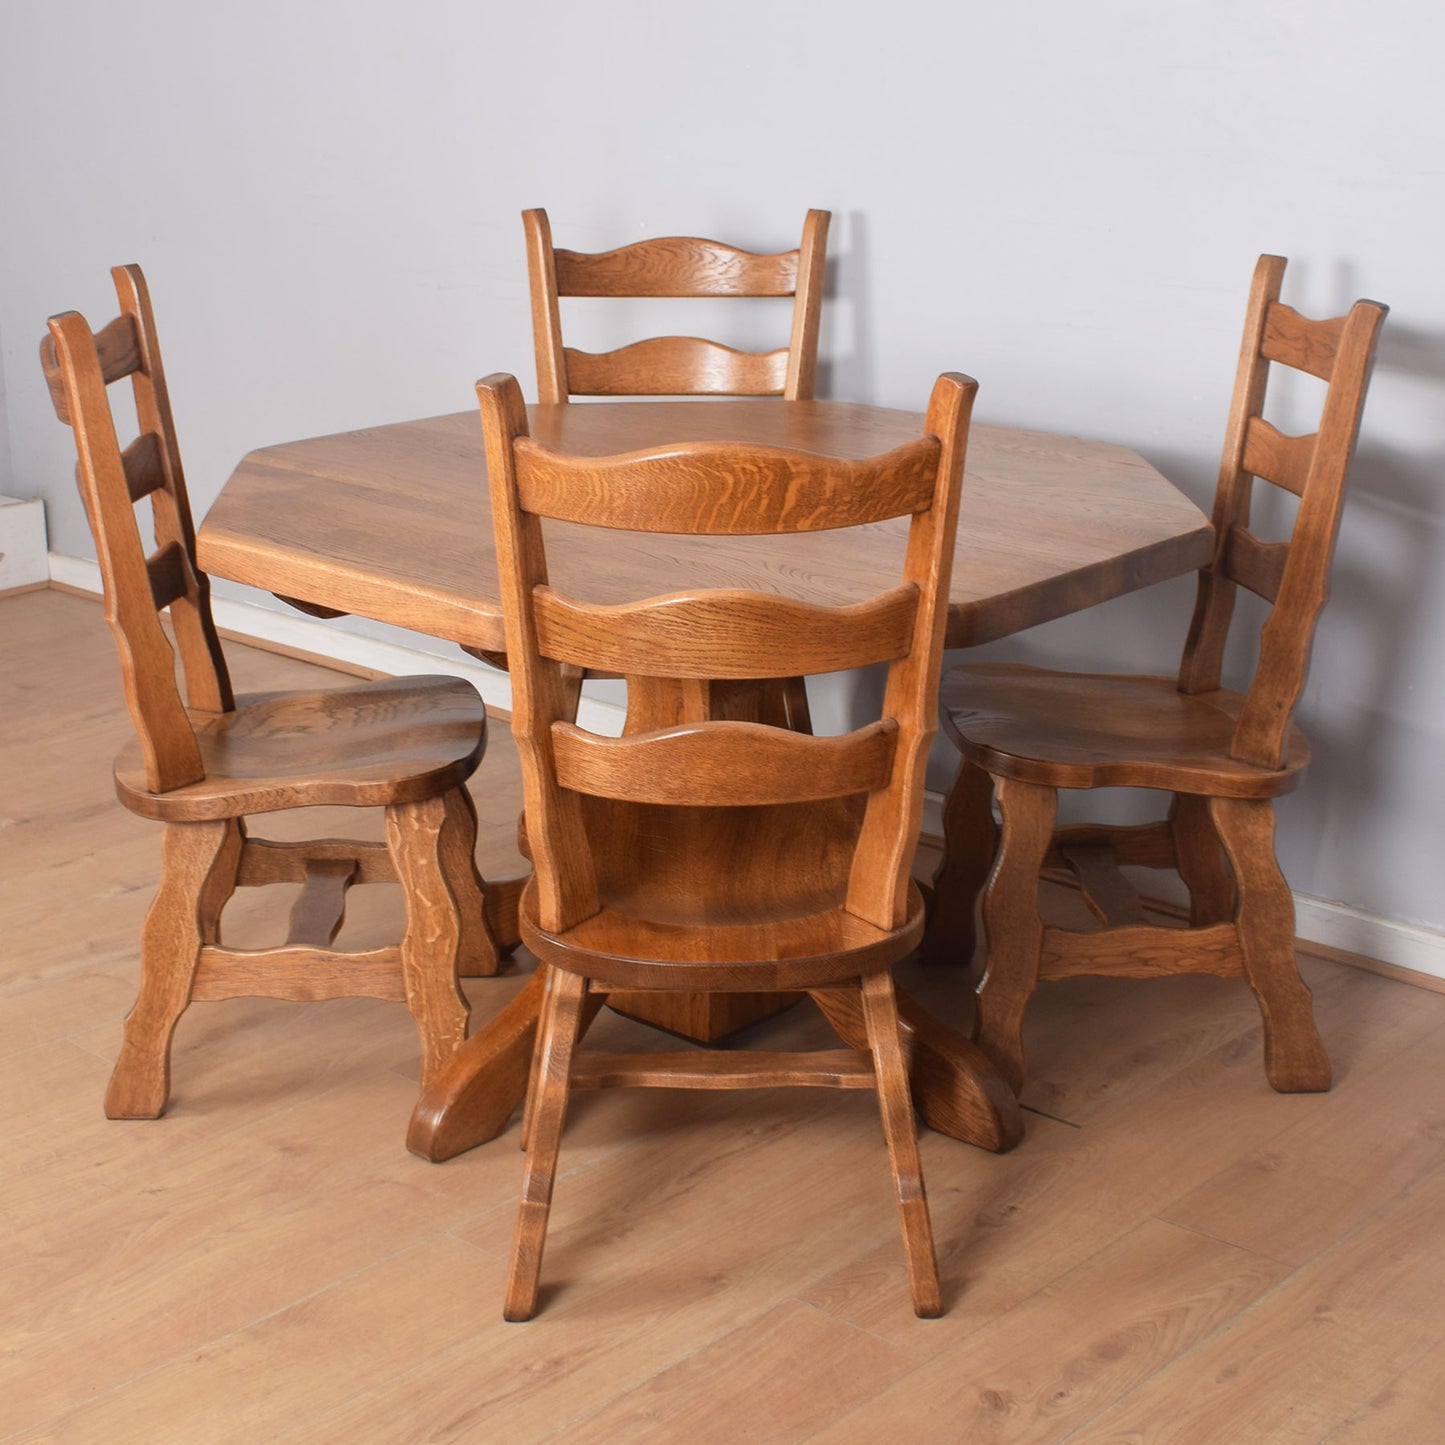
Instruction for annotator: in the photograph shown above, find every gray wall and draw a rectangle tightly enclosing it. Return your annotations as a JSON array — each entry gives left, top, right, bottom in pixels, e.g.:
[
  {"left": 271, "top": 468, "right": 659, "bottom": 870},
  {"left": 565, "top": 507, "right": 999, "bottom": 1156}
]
[
  {"left": 2, "top": 1, "right": 1441, "bottom": 932},
  {"left": 0, "top": 314, "right": 12, "bottom": 495}
]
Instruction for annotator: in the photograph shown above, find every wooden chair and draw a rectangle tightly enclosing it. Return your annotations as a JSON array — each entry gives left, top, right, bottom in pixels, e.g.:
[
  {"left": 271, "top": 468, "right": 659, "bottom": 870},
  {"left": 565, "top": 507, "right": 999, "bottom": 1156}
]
[
  {"left": 479, "top": 368, "right": 976, "bottom": 1320},
  {"left": 523, "top": 208, "right": 830, "bottom": 733},
  {"left": 41, "top": 265, "right": 498, "bottom": 1120},
  {"left": 925, "top": 255, "right": 1388, "bottom": 1097},
  {"left": 523, "top": 207, "right": 830, "bottom": 404}
]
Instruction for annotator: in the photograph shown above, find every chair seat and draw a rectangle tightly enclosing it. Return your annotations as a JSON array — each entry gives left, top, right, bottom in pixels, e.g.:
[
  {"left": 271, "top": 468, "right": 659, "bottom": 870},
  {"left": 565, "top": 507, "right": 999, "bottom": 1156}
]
[
  {"left": 115, "top": 676, "right": 488, "bottom": 821},
  {"left": 522, "top": 878, "right": 925, "bottom": 992},
  {"left": 941, "top": 663, "right": 1309, "bottom": 797}
]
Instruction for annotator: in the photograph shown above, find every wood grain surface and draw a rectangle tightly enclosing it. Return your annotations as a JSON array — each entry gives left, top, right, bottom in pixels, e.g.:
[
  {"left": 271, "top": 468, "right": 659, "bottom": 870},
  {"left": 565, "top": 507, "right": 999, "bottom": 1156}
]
[{"left": 199, "top": 403, "right": 1213, "bottom": 656}]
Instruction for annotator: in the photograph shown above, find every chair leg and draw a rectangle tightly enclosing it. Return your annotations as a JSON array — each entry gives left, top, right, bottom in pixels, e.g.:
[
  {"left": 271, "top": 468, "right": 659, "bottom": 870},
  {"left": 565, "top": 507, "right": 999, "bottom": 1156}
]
[
  {"left": 520, "top": 975, "right": 606, "bottom": 1151},
  {"left": 386, "top": 795, "right": 472, "bottom": 1090},
  {"left": 922, "top": 759, "right": 998, "bottom": 966},
  {"left": 506, "top": 968, "right": 588, "bottom": 1321},
  {"left": 973, "top": 776, "right": 1056, "bottom": 1096},
  {"left": 1210, "top": 797, "right": 1331, "bottom": 1093},
  {"left": 106, "top": 819, "right": 241, "bottom": 1119},
  {"left": 518, "top": 966, "right": 554, "bottom": 1152},
  {"left": 198, "top": 817, "right": 246, "bottom": 944},
  {"left": 440, "top": 785, "right": 502, "bottom": 978},
  {"left": 860, "top": 971, "right": 942, "bottom": 1318},
  {"left": 1171, "top": 793, "right": 1235, "bottom": 926}
]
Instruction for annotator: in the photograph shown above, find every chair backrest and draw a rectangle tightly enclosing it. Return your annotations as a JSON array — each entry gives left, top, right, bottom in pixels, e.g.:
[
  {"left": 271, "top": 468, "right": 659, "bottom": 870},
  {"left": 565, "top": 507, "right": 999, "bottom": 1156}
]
[
  {"left": 479, "top": 372, "right": 975, "bottom": 938},
  {"left": 523, "top": 208, "right": 830, "bottom": 404},
  {"left": 40, "top": 265, "right": 232, "bottom": 793},
  {"left": 1177, "top": 255, "right": 1388, "bottom": 768}
]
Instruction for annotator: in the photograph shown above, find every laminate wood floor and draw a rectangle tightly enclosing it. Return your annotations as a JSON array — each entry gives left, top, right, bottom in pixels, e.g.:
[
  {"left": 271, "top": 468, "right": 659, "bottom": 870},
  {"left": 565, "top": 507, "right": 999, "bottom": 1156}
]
[{"left": 4, "top": 589, "right": 1444, "bottom": 1443}]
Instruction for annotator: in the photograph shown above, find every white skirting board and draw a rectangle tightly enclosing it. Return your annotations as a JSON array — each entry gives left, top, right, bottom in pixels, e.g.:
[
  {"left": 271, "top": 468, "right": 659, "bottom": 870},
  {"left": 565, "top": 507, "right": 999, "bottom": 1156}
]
[
  {"left": 0, "top": 495, "right": 49, "bottom": 590},
  {"left": 47, "top": 550, "right": 1445, "bottom": 986},
  {"left": 1291, "top": 897, "right": 1445, "bottom": 984}
]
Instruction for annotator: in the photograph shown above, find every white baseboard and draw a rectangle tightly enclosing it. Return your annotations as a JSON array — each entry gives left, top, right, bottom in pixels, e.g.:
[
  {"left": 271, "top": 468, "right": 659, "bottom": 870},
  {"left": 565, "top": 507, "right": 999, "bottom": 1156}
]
[
  {"left": 1, "top": 495, "right": 49, "bottom": 590},
  {"left": 46, "top": 550, "right": 1445, "bottom": 987},
  {"left": 1292, "top": 896, "right": 1445, "bottom": 985}
]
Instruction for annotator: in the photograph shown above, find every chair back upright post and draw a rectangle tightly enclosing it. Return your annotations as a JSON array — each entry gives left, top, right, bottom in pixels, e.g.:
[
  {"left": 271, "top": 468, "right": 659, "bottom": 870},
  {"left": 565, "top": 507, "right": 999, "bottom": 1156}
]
[
  {"left": 40, "top": 265, "right": 233, "bottom": 792},
  {"left": 478, "top": 374, "right": 599, "bottom": 935},
  {"left": 522, "top": 208, "right": 830, "bottom": 404},
  {"left": 849, "top": 376, "right": 975, "bottom": 929},
  {"left": 1178, "top": 255, "right": 1389, "bottom": 767}
]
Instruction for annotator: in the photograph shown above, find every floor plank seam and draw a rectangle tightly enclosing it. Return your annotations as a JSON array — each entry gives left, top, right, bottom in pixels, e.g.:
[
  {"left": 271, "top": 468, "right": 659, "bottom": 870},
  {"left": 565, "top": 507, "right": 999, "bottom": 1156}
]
[
  {"left": 63, "top": 1034, "right": 123, "bottom": 1067},
  {"left": 1148, "top": 1213, "right": 1300, "bottom": 1269},
  {"left": 1019, "top": 1101, "right": 1084, "bottom": 1129},
  {"left": 812, "top": 1298, "right": 961, "bottom": 1358},
  {"left": 444, "top": 1218, "right": 512, "bottom": 1262}
]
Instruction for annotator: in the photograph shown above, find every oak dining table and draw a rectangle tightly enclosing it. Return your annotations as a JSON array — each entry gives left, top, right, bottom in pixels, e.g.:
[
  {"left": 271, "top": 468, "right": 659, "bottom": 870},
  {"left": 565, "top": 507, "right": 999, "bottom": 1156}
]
[{"left": 198, "top": 398, "right": 1214, "bottom": 1162}]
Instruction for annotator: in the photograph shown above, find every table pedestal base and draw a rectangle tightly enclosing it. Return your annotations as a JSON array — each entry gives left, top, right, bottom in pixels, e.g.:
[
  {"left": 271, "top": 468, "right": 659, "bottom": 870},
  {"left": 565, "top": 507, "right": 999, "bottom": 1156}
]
[{"left": 604, "top": 989, "right": 805, "bottom": 1043}]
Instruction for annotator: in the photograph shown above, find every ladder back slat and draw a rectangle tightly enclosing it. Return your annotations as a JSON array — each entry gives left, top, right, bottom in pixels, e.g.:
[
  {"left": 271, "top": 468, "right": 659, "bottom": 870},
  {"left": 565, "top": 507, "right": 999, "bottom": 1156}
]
[
  {"left": 38, "top": 316, "right": 143, "bottom": 423},
  {"left": 515, "top": 436, "right": 942, "bottom": 534},
  {"left": 564, "top": 338, "right": 788, "bottom": 396},
  {"left": 38, "top": 335, "right": 71, "bottom": 422},
  {"left": 1261, "top": 302, "right": 1345, "bottom": 382},
  {"left": 95, "top": 312, "right": 145, "bottom": 382},
  {"left": 122, "top": 430, "right": 167, "bottom": 502},
  {"left": 1242, "top": 417, "right": 1315, "bottom": 497},
  {"left": 533, "top": 584, "right": 919, "bottom": 678},
  {"left": 147, "top": 539, "right": 190, "bottom": 611},
  {"left": 554, "top": 237, "right": 800, "bottom": 297},
  {"left": 550, "top": 718, "right": 898, "bottom": 806},
  {"left": 1222, "top": 526, "right": 1289, "bottom": 603}
]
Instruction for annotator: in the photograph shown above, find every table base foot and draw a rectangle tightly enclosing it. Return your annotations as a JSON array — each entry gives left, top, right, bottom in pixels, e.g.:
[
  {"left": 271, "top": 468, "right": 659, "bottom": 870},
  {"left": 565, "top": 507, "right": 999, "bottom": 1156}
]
[
  {"left": 809, "top": 987, "right": 1024, "bottom": 1153},
  {"left": 407, "top": 970, "right": 543, "bottom": 1161}
]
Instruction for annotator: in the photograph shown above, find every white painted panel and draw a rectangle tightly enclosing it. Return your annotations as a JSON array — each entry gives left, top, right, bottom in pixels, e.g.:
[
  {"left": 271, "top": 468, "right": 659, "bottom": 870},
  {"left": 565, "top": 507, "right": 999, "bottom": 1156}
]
[{"left": 0, "top": 495, "right": 47, "bottom": 590}]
